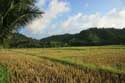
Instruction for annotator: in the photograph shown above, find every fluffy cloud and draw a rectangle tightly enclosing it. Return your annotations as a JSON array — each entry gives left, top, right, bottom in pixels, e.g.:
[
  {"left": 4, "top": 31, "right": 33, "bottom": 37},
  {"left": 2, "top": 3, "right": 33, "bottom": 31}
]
[
  {"left": 61, "top": 8, "right": 125, "bottom": 33},
  {"left": 26, "top": 0, "right": 70, "bottom": 33},
  {"left": 23, "top": 0, "right": 125, "bottom": 39}
]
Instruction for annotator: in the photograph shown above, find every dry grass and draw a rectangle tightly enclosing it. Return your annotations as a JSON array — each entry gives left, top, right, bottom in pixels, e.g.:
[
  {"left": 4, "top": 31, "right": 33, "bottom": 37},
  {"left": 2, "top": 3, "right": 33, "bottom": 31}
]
[{"left": 0, "top": 46, "right": 125, "bottom": 83}]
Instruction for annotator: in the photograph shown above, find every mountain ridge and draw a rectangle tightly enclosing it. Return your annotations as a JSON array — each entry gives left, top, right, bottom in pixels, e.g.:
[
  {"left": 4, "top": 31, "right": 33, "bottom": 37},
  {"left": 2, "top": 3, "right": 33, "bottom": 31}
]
[{"left": 9, "top": 28, "right": 125, "bottom": 48}]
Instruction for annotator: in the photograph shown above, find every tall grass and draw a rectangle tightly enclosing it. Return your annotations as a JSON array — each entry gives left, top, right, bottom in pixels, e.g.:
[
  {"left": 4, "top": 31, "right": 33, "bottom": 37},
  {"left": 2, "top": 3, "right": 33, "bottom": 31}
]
[{"left": 0, "top": 45, "right": 124, "bottom": 83}]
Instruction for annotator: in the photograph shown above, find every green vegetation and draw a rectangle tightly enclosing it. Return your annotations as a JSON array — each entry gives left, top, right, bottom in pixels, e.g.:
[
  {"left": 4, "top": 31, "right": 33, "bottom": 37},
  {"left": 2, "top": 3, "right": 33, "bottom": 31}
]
[
  {"left": 41, "top": 28, "right": 125, "bottom": 47},
  {"left": 8, "top": 28, "right": 125, "bottom": 48},
  {"left": 0, "top": 0, "right": 42, "bottom": 48},
  {"left": 0, "top": 65, "right": 9, "bottom": 83}
]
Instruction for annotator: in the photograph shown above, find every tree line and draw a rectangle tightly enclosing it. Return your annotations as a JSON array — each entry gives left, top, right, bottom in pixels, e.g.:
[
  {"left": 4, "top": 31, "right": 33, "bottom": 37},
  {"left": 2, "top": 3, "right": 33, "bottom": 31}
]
[{"left": 8, "top": 28, "right": 125, "bottom": 48}]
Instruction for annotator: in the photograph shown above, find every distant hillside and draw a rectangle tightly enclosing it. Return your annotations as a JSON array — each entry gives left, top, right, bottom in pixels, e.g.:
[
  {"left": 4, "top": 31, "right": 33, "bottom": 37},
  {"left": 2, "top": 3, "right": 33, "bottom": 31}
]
[
  {"left": 9, "top": 28, "right": 125, "bottom": 48},
  {"left": 40, "top": 28, "right": 125, "bottom": 47},
  {"left": 9, "top": 33, "right": 41, "bottom": 48}
]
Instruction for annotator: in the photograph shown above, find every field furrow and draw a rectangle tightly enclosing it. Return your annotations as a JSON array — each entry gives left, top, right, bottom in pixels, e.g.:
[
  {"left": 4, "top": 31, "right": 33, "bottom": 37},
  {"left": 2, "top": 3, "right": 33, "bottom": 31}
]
[{"left": 0, "top": 46, "right": 125, "bottom": 83}]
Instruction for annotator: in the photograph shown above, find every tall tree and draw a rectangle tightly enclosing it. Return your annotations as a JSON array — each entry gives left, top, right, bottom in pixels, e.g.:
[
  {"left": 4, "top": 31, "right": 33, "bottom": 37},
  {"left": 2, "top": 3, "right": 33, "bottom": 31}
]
[{"left": 0, "top": 0, "right": 43, "bottom": 47}]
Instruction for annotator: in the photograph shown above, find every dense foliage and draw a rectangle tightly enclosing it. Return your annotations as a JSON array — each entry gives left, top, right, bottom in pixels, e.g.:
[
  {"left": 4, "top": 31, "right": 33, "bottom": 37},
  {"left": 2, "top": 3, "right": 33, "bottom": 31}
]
[
  {"left": 9, "top": 28, "right": 125, "bottom": 48},
  {"left": 9, "top": 33, "right": 41, "bottom": 48},
  {"left": 0, "top": 0, "right": 42, "bottom": 47},
  {"left": 40, "top": 28, "right": 125, "bottom": 47}
]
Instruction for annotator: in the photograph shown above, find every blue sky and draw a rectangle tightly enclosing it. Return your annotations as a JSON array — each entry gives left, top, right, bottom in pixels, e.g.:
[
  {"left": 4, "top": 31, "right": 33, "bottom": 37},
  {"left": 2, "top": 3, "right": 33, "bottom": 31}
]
[{"left": 20, "top": 0, "right": 125, "bottom": 39}]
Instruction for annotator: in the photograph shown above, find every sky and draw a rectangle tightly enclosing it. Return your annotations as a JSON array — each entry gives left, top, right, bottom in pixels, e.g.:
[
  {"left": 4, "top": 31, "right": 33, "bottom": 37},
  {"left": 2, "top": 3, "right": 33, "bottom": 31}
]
[{"left": 20, "top": 0, "right": 125, "bottom": 39}]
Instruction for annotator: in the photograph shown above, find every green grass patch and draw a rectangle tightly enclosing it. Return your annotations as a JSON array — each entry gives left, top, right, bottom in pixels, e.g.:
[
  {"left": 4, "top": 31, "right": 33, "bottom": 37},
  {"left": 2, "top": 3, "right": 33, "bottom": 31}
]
[
  {"left": 56, "top": 45, "right": 125, "bottom": 50},
  {"left": 0, "top": 65, "right": 9, "bottom": 83},
  {"left": 39, "top": 55, "right": 125, "bottom": 74},
  {"left": 9, "top": 45, "right": 125, "bottom": 74}
]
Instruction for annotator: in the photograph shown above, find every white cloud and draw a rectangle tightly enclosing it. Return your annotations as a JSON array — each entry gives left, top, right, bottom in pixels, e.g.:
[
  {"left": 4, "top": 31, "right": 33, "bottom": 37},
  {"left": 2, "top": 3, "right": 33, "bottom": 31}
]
[
  {"left": 23, "top": 0, "right": 125, "bottom": 39},
  {"left": 26, "top": 0, "right": 70, "bottom": 33},
  {"left": 61, "top": 8, "right": 125, "bottom": 33}
]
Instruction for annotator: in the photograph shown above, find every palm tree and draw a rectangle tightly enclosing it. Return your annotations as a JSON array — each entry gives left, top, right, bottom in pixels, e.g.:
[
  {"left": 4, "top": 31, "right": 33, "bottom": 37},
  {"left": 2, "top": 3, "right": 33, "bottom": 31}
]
[{"left": 0, "top": 0, "right": 43, "bottom": 47}]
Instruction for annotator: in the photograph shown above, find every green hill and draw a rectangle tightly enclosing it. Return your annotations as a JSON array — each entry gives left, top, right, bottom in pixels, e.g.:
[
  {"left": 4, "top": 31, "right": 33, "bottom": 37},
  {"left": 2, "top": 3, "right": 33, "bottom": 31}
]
[
  {"left": 9, "top": 28, "right": 125, "bottom": 48},
  {"left": 40, "top": 28, "right": 125, "bottom": 47},
  {"left": 9, "top": 33, "right": 41, "bottom": 48}
]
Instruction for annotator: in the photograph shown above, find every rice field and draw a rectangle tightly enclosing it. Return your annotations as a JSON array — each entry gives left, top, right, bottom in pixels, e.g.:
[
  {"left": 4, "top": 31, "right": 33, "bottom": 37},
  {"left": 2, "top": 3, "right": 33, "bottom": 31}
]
[{"left": 0, "top": 45, "right": 125, "bottom": 83}]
